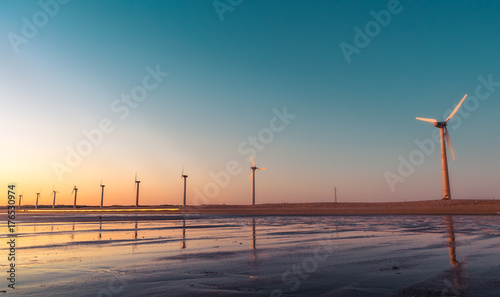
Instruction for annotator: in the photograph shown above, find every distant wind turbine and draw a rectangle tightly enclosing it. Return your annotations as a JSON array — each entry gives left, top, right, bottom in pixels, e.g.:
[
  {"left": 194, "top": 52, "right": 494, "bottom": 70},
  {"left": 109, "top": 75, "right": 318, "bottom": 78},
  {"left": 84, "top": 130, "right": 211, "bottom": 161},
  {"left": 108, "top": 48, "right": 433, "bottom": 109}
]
[
  {"left": 49, "top": 186, "right": 58, "bottom": 209},
  {"left": 134, "top": 173, "right": 141, "bottom": 207},
  {"left": 18, "top": 193, "right": 23, "bottom": 210},
  {"left": 249, "top": 155, "right": 266, "bottom": 205},
  {"left": 35, "top": 190, "right": 41, "bottom": 209},
  {"left": 416, "top": 94, "right": 468, "bottom": 200},
  {"left": 71, "top": 186, "right": 78, "bottom": 208},
  {"left": 181, "top": 167, "right": 188, "bottom": 206},
  {"left": 100, "top": 180, "right": 105, "bottom": 208}
]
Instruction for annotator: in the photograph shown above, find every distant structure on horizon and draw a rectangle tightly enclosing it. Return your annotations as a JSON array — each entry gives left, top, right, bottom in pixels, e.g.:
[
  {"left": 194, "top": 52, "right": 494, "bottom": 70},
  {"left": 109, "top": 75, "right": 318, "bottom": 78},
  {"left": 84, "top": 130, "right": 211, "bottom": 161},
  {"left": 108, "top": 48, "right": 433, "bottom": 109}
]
[
  {"left": 334, "top": 187, "right": 337, "bottom": 203},
  {"left": 416, "top": 94, "right": 468, "bottom": 200}
]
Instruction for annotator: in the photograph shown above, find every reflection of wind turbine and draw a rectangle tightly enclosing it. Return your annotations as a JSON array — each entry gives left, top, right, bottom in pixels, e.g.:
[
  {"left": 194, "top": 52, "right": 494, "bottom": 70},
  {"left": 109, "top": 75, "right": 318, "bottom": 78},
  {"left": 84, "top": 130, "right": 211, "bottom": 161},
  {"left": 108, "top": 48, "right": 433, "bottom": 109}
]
[
  {"left": 444, "top": 215, "right": 466, "bottom": 295},
  {"left": 71, "top": 186, "right": 78, "bottom": 209},
  {"left": 35, "top": 190, "right": 41, "bottom": 209},
  {"left": 416, "top": 94, "right": 468, "bottom": 200},
  {"left": 446, "top": 215, "right": 459, "bottom": 266},
  {"left": 181, "top": 218, "right": 186, "bottom": 249},
  {"left": 134, "top": 173, "right": 141, "bottom": 207},
  {"left": 100, "top": 180, "right": 105, "bottom": 208},
  {"left": 181, "top": 168, "right": 188, "bottom": 206},
  {"left": 49, "top": 186, "right": 58, "bottom": 209},
  {"left": 252, "top": 218, "right": 256, "bottom": 251},
  {"left": 250, "top": 217, "right": 257, "bottom": 267},
  {"left": 249, "top": 155, "right": 266, "bottom": 205}
]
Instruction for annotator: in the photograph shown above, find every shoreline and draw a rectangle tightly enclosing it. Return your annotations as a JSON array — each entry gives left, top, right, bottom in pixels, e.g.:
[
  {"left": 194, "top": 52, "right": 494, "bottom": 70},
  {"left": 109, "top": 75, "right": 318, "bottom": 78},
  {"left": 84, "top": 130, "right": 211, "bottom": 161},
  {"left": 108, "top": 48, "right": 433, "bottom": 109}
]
[{"left": 3, "top": 200, "right": 500, "bottom": 216}]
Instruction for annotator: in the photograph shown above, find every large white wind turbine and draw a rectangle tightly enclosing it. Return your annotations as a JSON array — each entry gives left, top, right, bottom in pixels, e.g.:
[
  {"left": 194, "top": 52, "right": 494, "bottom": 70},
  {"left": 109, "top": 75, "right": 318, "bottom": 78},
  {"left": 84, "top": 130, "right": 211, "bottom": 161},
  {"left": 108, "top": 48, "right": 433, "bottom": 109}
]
[
  {"left": 249, "top": 155, "right": 266, "bottom": 205},
  {"left": 416, "top": 94, "right": 468, "bottom": 200}
]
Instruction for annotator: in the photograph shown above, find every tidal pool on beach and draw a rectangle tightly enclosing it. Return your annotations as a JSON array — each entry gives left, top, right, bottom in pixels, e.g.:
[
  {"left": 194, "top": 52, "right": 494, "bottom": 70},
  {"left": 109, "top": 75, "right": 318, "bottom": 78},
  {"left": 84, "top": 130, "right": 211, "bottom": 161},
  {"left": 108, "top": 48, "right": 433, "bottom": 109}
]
[{"left": 1, "top": 214, "right": 500, "bottom": 296}]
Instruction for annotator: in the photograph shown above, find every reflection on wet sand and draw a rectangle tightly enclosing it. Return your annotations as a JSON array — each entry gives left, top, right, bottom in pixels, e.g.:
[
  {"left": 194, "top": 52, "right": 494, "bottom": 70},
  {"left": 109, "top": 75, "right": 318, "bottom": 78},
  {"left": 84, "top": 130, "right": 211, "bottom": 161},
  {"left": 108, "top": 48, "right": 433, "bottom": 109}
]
[
  {"left": 250, "top": 218, "right": 257, "bottom": 268},
  {"left": 181, "top": 218, "right": 186, "bottom": 249},
  {"left": 7, "top": 215, "right": 500, "bottom": 296},
  {"left": 444, "top": 215, "right": 466, "bottom": 296},
  {"left": 69, "top": 222, "right": 75, "bottom": 240}
]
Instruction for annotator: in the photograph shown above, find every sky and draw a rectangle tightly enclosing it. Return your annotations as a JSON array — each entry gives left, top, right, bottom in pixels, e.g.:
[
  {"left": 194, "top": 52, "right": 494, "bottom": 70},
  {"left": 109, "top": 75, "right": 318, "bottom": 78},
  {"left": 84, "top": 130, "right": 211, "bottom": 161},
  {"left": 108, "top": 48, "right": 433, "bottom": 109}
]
[{"left": 1, "top": 0, "right": 500, "bottom": 206}]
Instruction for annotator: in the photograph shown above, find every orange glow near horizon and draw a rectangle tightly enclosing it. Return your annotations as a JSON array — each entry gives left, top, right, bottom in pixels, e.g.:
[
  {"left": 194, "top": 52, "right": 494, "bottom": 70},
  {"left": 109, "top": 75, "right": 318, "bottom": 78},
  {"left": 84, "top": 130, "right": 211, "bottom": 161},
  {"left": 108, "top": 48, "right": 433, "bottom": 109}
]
[{"left": 18, "top": 208, "right": 180, "bottom": 213}]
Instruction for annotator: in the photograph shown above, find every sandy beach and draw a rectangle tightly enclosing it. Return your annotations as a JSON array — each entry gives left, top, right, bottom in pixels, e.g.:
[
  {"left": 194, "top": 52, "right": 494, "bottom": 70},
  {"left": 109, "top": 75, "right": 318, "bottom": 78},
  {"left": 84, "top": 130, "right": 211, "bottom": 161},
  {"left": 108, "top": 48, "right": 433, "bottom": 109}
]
[
  {"left": 5, "top": 199, "right": 500, "bottom": 217},
  {"left": 1, "top": 213, "right": 500, "bottom": 296},
  {"left": 3, "top": 200, "right": 500, "bottom": 296}
]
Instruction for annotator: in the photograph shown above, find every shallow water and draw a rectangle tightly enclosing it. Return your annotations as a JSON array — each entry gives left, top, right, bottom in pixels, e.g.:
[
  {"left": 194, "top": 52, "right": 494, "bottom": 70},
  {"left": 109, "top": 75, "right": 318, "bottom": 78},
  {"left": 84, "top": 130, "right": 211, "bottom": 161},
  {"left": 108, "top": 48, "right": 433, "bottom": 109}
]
[{"left": 1, "top": 214, "right": 500, "bottom": 296}]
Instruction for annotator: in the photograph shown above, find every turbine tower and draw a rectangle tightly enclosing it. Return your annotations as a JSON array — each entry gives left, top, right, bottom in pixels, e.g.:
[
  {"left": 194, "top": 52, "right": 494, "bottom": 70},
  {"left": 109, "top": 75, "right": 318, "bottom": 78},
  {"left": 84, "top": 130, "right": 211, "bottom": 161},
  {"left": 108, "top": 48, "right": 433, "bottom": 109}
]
[
  {"left": 181, "top": 168, "right": 188, "bottom": 206},
  {"left": 100, "top": 180, "right": 105, "bottom": 208},
  {"left": 416, "top": 94, "right": 468, "bottom": 200},
  {"left": 134, "top": 173, "right": 141, "bottom": 207},
  {"left": 72, "top": 186, "right": 78, "bottom": 208},
  {"left": 18, "top": 193, "right": 23, "bottom": 210},
  {"left": 35, "top": 190, "right": 41, "bottom": 209},
  {"left": 249, "top": 155, "right": 266, "bottom": 206},
  {"left": 49, "top": 186, "right": 58, "bottom": 209}
]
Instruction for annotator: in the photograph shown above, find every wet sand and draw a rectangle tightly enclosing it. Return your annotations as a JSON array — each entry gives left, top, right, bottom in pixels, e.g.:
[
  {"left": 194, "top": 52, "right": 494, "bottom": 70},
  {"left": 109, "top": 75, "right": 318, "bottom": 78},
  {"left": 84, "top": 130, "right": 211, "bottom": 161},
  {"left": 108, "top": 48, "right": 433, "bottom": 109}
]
[{"left": 1, "top": 214, "right": 500, "bottom": 296}]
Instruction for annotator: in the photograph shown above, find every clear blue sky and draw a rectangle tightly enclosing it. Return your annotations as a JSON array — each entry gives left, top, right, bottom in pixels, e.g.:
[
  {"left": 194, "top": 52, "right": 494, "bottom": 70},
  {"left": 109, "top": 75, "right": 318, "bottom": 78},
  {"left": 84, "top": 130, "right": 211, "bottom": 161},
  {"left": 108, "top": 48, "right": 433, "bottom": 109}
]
[{"left": 1, "top": 0, "right": 500, "bottom": 206}]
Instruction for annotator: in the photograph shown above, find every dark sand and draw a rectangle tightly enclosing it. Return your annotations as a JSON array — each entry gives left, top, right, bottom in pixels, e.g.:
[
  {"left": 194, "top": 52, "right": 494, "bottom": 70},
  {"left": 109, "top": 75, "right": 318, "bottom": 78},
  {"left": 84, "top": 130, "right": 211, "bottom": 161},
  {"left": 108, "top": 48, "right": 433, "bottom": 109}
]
[{"left": 6, "top": 199, "right": 500, "bottom": 216}]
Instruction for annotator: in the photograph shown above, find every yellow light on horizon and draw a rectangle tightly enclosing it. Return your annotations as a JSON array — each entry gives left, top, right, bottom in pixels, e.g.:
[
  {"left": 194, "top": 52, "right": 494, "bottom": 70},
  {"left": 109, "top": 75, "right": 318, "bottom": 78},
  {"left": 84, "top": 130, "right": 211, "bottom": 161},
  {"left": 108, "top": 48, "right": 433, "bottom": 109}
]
[{"left": 19, "top": 208, "right": 180, "bottom": 213}]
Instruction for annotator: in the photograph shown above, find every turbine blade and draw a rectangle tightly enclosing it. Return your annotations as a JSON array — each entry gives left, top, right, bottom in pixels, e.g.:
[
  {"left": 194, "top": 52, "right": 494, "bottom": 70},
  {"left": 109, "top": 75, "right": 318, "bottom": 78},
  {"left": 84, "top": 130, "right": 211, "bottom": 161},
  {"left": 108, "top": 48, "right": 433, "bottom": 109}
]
[
  {"left": 135, "top": 173, "right": 137, "bottom": 182},
  {"left": 446, "top": 94, "right": 468, "bottom": 122},
  {"left": 258, "top": 168, "right": 267, "bottom": 170},
  {"left": 416, "top": 117, "right": 438, "bottom": 124},
  {"left": 250, "top": 155, "right": 256, "bottom": 166},
  {"left": 100, "top": 179, "right": 103, "bottom": 186},
  {"left": 249, "top": 172, "right": 253, "bottom": 181},
  {"left": 445, "top": 127, "right": 455, "bottom": 160}
]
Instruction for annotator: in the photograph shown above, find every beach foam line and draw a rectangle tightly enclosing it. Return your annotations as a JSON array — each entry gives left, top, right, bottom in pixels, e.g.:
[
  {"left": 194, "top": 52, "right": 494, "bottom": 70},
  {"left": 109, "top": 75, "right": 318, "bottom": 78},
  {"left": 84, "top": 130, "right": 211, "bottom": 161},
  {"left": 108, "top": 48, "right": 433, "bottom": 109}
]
[{"left": 19, "top": 208, "right": 179, "bottom": 213}]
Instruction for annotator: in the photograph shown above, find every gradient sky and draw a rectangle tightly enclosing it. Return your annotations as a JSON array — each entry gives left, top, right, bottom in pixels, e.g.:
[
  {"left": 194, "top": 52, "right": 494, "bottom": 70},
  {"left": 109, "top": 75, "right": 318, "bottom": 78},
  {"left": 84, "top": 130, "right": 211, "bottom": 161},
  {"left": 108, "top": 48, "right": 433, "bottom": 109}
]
[{"left": 1, "top": 0, "right": 500, "bottom": 206}]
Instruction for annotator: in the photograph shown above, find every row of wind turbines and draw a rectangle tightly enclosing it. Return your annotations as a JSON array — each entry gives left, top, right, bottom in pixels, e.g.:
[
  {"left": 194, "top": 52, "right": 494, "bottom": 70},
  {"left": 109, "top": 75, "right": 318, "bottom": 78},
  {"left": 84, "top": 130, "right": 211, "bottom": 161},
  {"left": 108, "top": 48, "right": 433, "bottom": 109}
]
[
  {"left": 19, "top": 186, "right": 80, "bottom": 209},
  {"left": 19, "top": 93, "right": 470, "bottom": 209},
  {"left": 18, "top": 155, "right": 267, "bottom": 209}
]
